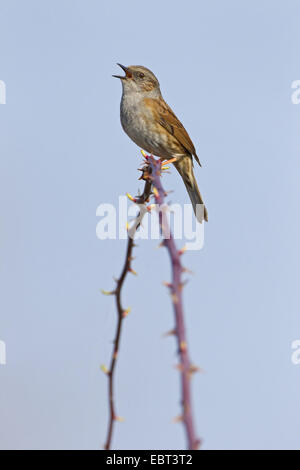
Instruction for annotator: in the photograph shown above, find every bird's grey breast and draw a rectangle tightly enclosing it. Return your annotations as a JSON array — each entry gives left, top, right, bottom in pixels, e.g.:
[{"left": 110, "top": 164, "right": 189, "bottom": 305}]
[
  {"left": 120, "top": 89, "right": 171, "bottom": 157},
  {"left": 120, "top": 91, "right": 150, "bottom": 148}
]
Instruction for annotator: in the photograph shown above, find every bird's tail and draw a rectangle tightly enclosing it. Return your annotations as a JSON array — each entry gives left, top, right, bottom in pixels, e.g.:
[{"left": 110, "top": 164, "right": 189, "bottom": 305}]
[{"left": 174, "top": 156, "right": 208, "bottom": 223}]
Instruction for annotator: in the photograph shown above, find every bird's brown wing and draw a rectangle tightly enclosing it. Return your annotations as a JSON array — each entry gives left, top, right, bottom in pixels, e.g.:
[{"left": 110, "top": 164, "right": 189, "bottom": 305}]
[{"left": 143, "top": 97, "right": 201, "bottom": 166}]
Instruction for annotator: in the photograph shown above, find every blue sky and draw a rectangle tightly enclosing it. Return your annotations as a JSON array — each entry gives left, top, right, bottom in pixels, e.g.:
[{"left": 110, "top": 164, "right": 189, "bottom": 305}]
[{"left": 0, "top": 0, "right": 300, "bottom": 450}]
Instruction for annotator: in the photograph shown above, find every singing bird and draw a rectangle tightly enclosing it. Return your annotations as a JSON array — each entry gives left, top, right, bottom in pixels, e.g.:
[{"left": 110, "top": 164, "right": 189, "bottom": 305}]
[{"left": 113, "top": 64, "right": 208, "bottom": 223}]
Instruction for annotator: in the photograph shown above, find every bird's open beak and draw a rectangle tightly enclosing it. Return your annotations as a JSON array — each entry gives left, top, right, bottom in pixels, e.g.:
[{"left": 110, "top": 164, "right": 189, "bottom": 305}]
[{"left": 112, "top": 63, "right": 132, "bottom": 79}]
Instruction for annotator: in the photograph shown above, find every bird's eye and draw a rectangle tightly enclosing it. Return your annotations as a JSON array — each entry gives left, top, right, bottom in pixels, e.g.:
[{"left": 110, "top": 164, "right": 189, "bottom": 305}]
[{"left": 139, "top": 73, "right": 145, "bottom": 79}]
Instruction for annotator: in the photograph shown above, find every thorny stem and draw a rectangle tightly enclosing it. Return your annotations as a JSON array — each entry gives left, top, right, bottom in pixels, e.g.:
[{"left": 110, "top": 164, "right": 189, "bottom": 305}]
[
  {"left": 148, "top": 156, "right": 201, "bottom": 450},
  {"left": 104, "top": 156, "right": 200, "bottom": 450},
  {"left": 104, "top": 167, "right": 152, "bottom": 450}
]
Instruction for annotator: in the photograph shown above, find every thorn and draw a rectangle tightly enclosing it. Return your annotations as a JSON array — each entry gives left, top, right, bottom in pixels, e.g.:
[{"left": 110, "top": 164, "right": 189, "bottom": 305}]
[
  {"left": 126, "top": 193, "right": 137, "bottom": 203},
  {"left": 147, "top": 203, "right": 156, "bottom": 212},
  {"left": 157, "top": 241, "right": 165, "bottom": 249},
  {"left": 163, "top": 329, "right": 176, "bottom": 337},
  {"left": 153, "top": 187, "right": 159, "bottom": 199},
  {"left": 189, "top": 364, "right": 201, "bottom": 375},
  {"left": 174, "top": 363, "right": 184, "bottom": 372},
  {"left": 180, "top": 341, "right": 187, "bottom": 352},
  {"left": 178, "top": 245, "right": 187, "bottom": 255},
  {"left": 128, "top": 267, "right": 137, "bottom": 276},
  {"left": 113, "top": 350, "right": 118, "bottom": 360},
  {"left": 171, "top": 293, "right": 178, "bottom": 304},
  {"left": 101, "top": 289, "right": 115, "bottom": 296},
  {"left": 100, "top": 364, "right": 109, "bottom": 374},
  {"left": 182, "top": 267, "right": 194, "bottom": 275},
  {"left": 128, "top": 256, "right": 135, "bottom": 261},
  {"left": 115, "top": 416, "right": 125, "bottom": 422},
  {"left": 172, "top": 415, "right": 183, "bottom": 423},
  {"left": 163, "top": 281, "right": 172, "bottom": 289},
  {"left": 122, "top": 307, "right": 131, "bottom": 318}
]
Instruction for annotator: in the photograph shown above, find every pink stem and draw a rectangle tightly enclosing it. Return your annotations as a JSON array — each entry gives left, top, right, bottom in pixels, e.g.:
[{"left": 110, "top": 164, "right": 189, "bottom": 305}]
[{"left": 149, "top": 156, "right": 201, "bottom": 450}]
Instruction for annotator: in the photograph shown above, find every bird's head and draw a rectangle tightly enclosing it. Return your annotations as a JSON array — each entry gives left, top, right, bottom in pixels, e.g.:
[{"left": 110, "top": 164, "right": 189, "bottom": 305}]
[{"left": 113, "top": 64, "right": 160, "bottom": 96}]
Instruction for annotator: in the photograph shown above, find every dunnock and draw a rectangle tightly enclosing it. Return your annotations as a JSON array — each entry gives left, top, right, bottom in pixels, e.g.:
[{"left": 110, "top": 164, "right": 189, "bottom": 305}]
[{"left": 113, "top": 64, "right": 208, "bottom": 223}]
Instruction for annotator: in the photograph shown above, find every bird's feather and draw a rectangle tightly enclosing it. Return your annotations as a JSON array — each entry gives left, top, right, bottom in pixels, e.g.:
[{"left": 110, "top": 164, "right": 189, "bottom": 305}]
[{"left": 143, "top": 97, "right": 201, "bottom": 166}]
